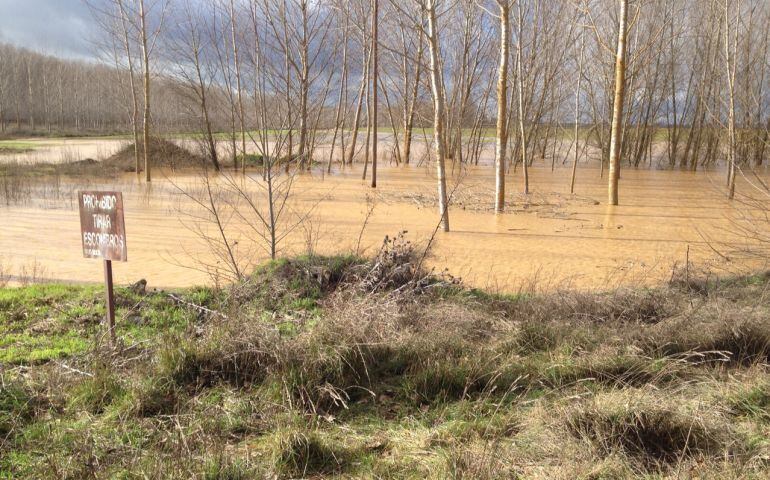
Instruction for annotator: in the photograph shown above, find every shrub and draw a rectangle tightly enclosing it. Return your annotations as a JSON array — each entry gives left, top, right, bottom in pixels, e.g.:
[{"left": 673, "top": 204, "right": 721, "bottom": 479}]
[
  {"left": 640, "top": 315, "right": 770, "bottom": 365},
  {"left": 507, "top": 321, "right": 559, "bottom": 354},
  {"left": 730, "top": 384, "right": 770, "bottom": 422},
  {"left": 567, "top": 405, "right": 732, "bottom": 471},
  {"left": 0, "top": 383, "right": 36, "bottom": 439},
  {"left": 69, "top": 363, "right": 124, "bottom": 414},
  {"left": 277, "top": 432, "right": 352, "bottom": 477},
  {"left": 203, "top": 457, "right": 253, "bottom": 480},
  {"left": 132, "top": 377, "right": 180, "bottom": 417}
]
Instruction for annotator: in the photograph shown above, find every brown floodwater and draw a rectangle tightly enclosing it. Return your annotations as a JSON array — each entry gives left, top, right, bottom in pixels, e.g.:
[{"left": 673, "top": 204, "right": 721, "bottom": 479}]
[
  {"left": 0, "top": 137, "right": 128, "bottom": 164},
  {"left": 1, "top": 138, "right": 769, "bottom": 292}
]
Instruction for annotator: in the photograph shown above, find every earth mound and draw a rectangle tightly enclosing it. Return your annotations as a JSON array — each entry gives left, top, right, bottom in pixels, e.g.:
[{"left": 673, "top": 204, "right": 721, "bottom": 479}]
[{"left": 104, "top": 137, "right": 205, "bottom": 171}]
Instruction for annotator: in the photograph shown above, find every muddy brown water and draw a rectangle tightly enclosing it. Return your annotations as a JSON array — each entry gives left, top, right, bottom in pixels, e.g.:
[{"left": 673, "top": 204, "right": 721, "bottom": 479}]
[
  {"left": 0, "top": 138, "right": 128, "bottom": 165},
  {"left": 1, "top": 137, "right": 768, "bottom": 292}
]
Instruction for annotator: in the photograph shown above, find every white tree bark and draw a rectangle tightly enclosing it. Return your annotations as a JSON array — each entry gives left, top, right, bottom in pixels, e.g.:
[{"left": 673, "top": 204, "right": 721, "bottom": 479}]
[
  {"left": 425, "top": 0, "right": 450, "bottom": 232},
  {"left": 494, "top": 1, "right": 511, "bottom": 213},
  {"left": 608, "top": 0, "right": 629, "bottom": 205}
]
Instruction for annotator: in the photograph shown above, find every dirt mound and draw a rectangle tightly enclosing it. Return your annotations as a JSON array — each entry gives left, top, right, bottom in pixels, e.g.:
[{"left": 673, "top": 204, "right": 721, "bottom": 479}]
[{"left": 104, "top": 137, "right": 205, "bottom": 171}]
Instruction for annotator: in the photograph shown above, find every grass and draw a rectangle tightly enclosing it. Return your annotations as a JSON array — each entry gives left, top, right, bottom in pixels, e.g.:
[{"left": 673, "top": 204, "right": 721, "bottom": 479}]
[
  {"left": 0, "top": 141, "right": 37, "bottom": 153},
  {"left": 1, "top": 248, "right": 769, "bottom": 478},
  {"left": 730, "top": 383, "right": 770, "bottom": 422},
  {"left": 567, "top": 400, "right": 730, "bottom": 471}
]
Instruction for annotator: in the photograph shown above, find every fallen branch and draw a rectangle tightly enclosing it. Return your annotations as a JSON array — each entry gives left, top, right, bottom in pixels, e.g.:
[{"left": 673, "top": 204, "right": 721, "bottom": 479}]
[
  {"left": 55, "top": 361, "right": 94, "bottom": 377},
  {"left": 167, "top": 293, "right": 227, "bottom": 319}
]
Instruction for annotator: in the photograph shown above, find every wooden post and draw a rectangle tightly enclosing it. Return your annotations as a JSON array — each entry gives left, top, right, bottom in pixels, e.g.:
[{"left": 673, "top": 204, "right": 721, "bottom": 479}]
[
  {"left": 104, "top": 259, "right": 116, "bottom": 347},
  {"left": 79, "top": 191, "right": 127, "bottom": 349}
]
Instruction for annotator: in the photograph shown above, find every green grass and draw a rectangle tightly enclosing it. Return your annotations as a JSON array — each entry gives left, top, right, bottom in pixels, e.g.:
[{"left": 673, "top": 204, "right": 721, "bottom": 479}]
[
  {"left": 0, "top": 141, "right": 37, "bottom": 151},
  {"left": 0, "top": 283, "right": 207, "bottom": 364},
  {"left": 730, "top": 383, "right": 770, "bottom": 422},
  {"left": 0, "top": 332, "right": 90, "bottom": 364},
  {"left": 1, "top": 257, "right": 769, "bottom": 478}
]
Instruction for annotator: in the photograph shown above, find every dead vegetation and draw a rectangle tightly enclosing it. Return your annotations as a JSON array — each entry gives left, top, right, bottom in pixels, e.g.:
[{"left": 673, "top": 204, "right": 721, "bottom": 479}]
[
  {"left": 104, "top": 137, "right": 207, "bottom": 171},
  {"left": 377, "top": 183, "right": 601, "bottom": 219},
  {"left": 0, "top": 137, "right": 208, "bottom": 206},
  {"left": 567, "top": 401, "right": 732, "bottom": 471},
  {"left": 0, "top": 137, "right": 203, "bottom": 180},
  {"left": 1, "top": 244, "right": 769, "bottom": 478}
]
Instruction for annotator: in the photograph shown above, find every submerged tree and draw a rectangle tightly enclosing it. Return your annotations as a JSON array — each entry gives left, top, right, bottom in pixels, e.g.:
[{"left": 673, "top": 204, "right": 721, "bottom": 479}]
[
  {"left": 608, "top": 0, "right": 629, "bottom": 206},
  {"left": 422, "top": 0, "right": 450, "bottom": 231},
  {"left": 493, "top": 0, "right": 511, "bottom": 213}
]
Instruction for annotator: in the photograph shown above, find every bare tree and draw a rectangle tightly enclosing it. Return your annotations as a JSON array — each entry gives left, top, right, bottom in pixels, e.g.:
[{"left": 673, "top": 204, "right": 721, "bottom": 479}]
[
  {"left": 493, "top": 0, "right": 511, "bottom": 213},
  {"left": 515, "top": 0, "right": 528, "bottom": 194},
  {"left": 139, "top": 0, "right": 152, "bottom": 181},
  {"left": 327, "top": 6, "right": 351, "bottom": 173},
  {"left": 116, "top": 0, "right": 142, "bottom": 175},
  {"left": 571, "top": 1, "right": 586, "bottom": 194},
  {"left": 723, "top": 0, "right": 740, "bottom": 200},
  {"left": 371, "top": 0, "right": 379, "bottom": 187},
  {"left": 168, "top": 0, "right": 221, "bottom": 171},
  {"left": 136, "top": 0, "right": 168, "bottom": 182},
  {"left": 423, "top": 0, "right": 450, "bottom": 231},
  {"left": 608, "top": 0, "right": 629, "bottom": 206},
  {"left": 227, "top": 0, "right": 247, "bottom": 174}
]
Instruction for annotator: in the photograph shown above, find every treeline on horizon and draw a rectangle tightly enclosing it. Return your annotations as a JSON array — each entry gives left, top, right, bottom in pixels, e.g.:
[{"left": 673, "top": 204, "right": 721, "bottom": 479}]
[{"left": 0, "top": 0, "right": 768, "bottom": 171}]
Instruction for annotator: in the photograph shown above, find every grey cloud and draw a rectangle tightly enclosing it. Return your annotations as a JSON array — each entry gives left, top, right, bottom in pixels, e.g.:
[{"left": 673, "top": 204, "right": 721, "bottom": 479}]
[{"left": 0, "top": 0, "right": 101, "bottom": 59}]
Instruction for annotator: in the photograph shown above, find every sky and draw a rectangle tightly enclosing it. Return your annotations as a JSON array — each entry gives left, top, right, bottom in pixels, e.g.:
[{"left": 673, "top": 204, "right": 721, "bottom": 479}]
[{"left": 0, "top": 0, "right": 98, "bottom": 60}]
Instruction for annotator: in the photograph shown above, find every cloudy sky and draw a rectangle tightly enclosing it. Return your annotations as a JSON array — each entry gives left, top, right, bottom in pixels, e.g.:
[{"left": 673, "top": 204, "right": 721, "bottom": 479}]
[{"left": 0, "top": 0, "right": 98, "bottom": 60}]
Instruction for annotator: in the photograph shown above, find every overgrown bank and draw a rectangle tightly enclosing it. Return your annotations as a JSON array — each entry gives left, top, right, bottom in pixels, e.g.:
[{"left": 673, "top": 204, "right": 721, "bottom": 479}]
[{"left": 1, "top": 240, "right": 769, "bottom": 478}]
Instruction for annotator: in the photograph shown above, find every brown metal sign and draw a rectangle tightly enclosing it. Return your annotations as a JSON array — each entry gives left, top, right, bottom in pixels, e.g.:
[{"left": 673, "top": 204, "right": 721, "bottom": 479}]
[{"left": 78, "top": 191, "right": 128, "bottom": 262}]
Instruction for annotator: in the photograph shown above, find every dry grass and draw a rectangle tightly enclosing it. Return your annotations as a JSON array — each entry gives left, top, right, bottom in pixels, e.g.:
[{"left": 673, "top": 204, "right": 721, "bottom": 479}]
[
  {"left": 566, "top": 399, "right": 731, "bottom": 471},
  {"left": 1, "top": 249, "right": 769, "bottom": 478},
  {"left": 105, "top": 137, "right": 207, "bottom": 171}
]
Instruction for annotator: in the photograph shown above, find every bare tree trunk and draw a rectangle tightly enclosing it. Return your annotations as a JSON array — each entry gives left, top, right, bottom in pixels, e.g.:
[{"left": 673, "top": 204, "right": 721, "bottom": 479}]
[
  {"left": 298, "top": 0, "right": 310, "bottom": 169},
  {"left": 139, "top": 0, "right": 152, "bottom": 182},
  {"left": 379, "top": 74, "right": 402, "bottom": 166},
  {"left": 425, "top": 0, "right": 450, "bottom": 232},
  {"left": 494, "top": 1, "right": 510, "bottom": 213},
  {"left": 115, "top": 0, "right": 141, "bottom": 175},
  {"left": 571, "top": 10, "right": 585, "bottom": 195},
  {"left": 516, "top": 0, "right": 528, "bottom": 194},
  {"left": 608, "top": 0, "right": 629, "bottom": 206},
  {"left": 26, "top": 59, "right": 34, "bottom": 130},
  {"left": 371, "top": 0, "right": 379, "bottom": 187},
  {"left": 229, "top": 0, "right": 247, "bottom": 174},
  {"left": 281, "top": 0, "right": 293, "bottom": 166},
  {"left": 194, "top": 50, "right": 221, "bottom": 171},
  {"left": 328, "top": 14, "right": 349, "bottom": 174},
  {"left": 403, "top": 28, "right": 423, "bottom": 165},
  {"left": 362, "top": 69, "right": 372, "bottom": 179},
  {"left": 347, "top": 33, "right": 371, "bottom": 165},
  {"left": 42, "top": 70, "right": 50, "bottom": 132},
  {"left": 724, "top": 0, "right": 738, "bottom": 199},
  {"left": 397, "top": 16, "right": 421, "bottom": 165},
  {"left": 0, "top": 76, "right": 4, "bottom": 133}
]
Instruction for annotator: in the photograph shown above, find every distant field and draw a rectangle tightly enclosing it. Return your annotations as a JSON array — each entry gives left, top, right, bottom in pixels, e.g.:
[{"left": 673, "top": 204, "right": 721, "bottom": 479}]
[
  {"left": 0, "top": 141, "right": 37, "bottom": 153},
  {"left": 1, "top": 124, "right": 742, "bottom": 146}
]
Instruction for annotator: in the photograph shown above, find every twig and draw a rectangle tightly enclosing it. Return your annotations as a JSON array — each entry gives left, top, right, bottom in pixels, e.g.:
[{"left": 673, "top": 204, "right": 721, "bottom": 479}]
[
  {"left": 54, "top": 361, "right": 94, "bottom": 377},
  {"left": 355, "top": 194, "right": 377, "bottom": 256},
  {"left": 167, "top": 293, "right": 227, "bottom": 319}
]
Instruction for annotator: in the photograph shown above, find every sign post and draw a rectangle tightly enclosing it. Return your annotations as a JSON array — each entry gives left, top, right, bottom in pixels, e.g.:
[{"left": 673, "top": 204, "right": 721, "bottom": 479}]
[{"left": 78, "top": 191, "right": 127, "bottom": 347}]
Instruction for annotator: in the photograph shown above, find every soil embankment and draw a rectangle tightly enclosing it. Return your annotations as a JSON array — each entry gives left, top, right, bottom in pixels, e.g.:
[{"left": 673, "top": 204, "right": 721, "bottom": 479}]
[{"left": 1, "top": 250, "right": 769, "bottom": 478}]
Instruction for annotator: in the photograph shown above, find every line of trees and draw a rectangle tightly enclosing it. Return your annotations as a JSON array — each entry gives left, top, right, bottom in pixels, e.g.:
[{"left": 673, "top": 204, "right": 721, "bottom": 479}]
[
  {"left": 0, "top": 42, "right": 234, "bottom": 136},
  {"left": 1, "top": 0, "right": 769, "bottom": 220}
]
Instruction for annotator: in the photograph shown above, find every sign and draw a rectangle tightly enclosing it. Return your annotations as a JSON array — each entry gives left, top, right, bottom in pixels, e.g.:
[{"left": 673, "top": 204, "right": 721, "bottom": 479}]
[
  {"left": 78, "top": 191, "right": 127, "bottom": 348},
  {"left": 78, "top": 191, "right": 127, "bottom": 261}
]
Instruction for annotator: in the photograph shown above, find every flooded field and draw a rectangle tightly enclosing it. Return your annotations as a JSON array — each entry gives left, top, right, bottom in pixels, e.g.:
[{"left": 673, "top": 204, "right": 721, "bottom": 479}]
[
  {"left": 0, "top": 137, "right": 128, "bottom": 164},
  {"left": 1, "top": 136, "right": 768, "bottom": 292}
]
